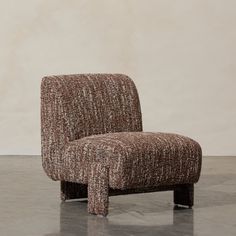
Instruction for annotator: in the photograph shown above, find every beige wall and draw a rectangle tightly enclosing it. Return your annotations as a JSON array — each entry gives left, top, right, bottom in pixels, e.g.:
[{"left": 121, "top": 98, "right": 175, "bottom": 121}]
[{"left": 0, "top": 0, "right": 235, "bottom": 155}]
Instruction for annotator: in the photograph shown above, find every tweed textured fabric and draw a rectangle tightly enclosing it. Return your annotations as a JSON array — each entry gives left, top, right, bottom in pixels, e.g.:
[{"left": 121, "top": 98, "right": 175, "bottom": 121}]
[
  {"left": 41, "top": 74, "right": 142, "bottom": 181},
  {"left": 88, "top": 162, "right": 109, "bottom": 216},
  {"left": 41, "top": 73, "right": 202, "bottom": 216},
  {"left": 62, "top": 132, "right": 201, "bottom": 189}
]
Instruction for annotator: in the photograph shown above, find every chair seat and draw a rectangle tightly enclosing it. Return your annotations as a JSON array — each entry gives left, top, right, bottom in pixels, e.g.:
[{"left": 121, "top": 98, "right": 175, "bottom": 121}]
[{"left": 62, "top": 132, "right": 202, "bottom": 189}]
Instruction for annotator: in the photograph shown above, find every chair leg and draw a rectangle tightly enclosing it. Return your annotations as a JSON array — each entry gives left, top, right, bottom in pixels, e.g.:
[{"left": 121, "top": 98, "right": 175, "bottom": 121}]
[
  {"left": 88, "top": 163, "right": 109, "bottom": 216},
  {"left": 174, "top": 184, "right": 194, "bottom": 208},
  {"left": 61, "top": 181, "right": 88, "bottom": 201}
]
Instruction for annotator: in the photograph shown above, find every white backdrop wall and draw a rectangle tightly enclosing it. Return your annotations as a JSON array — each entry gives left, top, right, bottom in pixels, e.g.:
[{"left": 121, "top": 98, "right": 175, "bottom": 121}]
[{"left": 0, "top": 0, "right": 235, "bottom": 155}]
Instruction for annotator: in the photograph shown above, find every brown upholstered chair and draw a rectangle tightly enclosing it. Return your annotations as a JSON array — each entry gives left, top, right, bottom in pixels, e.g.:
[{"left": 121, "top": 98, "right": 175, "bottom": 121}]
[{"left": 41, "top": 74, "right": 202, "bottom": 216}]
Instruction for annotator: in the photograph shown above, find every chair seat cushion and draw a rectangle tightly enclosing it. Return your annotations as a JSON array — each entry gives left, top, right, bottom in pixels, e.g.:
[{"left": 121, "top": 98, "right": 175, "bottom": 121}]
[{"left": 62, "top": 132, "right": 202, "bottom": 189}]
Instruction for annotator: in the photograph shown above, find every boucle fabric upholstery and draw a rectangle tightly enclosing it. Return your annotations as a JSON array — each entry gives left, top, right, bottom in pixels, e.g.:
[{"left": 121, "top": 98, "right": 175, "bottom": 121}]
[
  {"left": 41, "top": 74, "right": 142, "bottom": 181},
  {"left": 41, "top": 73, "right": 202, "bottom": 216},
  {"left": 62, "top": 132, "right": 201, "bottom": 189}
]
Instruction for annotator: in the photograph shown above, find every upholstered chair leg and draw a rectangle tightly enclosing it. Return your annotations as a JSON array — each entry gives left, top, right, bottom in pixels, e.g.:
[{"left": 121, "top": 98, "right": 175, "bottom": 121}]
[
  {"left": 88, "top": 163, "right": 109, "bottom": 216},
  {"left": 174, "top": 184, "right": 194, "bottom": 208},
  {"left": 61, "top": 181, "right": 88, "bottom": 201}
]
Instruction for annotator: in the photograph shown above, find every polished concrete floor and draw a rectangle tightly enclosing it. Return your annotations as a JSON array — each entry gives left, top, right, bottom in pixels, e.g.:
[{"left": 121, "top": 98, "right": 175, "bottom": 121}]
[{"left": 0, "top": 156, "right": 235, "bottom": 236}]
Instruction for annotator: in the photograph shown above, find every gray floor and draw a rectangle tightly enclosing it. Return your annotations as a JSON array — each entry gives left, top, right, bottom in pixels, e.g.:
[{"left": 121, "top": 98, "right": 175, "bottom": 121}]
[{"left": 0, "top": 156, "right": 236, "bottom": 236}]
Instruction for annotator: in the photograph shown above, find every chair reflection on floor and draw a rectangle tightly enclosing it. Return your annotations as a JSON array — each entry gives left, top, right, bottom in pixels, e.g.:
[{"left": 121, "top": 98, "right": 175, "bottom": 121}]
[{"left": 54, "top": 202, "right": 194, "bottom": 236}]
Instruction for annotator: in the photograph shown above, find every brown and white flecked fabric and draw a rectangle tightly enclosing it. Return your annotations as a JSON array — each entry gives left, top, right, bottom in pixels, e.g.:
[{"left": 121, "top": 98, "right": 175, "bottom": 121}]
[
  {"left": 41, "top": 74, "right": 202, "bottom": 216},
  {"left": 41, "top": 74, "right": 142, "bottom": 181},
  {"left": 62, "top": 132, "right": 201, "bottom": 189}
]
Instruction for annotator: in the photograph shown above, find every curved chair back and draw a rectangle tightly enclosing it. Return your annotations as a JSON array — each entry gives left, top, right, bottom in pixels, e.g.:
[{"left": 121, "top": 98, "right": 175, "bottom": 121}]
[{"left": 41, "top": 74, "right": 142, "bottom": 179}]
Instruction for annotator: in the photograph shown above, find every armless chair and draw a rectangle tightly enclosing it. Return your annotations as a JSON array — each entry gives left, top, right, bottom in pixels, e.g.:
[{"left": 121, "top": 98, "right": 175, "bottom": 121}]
[{"left": 41, "top": 74, "right": 202, "bottom": 216}]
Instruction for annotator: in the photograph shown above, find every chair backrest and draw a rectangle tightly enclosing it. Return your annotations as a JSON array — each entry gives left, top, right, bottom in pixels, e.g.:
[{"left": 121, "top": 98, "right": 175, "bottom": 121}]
[{"left": 41, "top": 74, "right": 142, "bottom": 180}]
